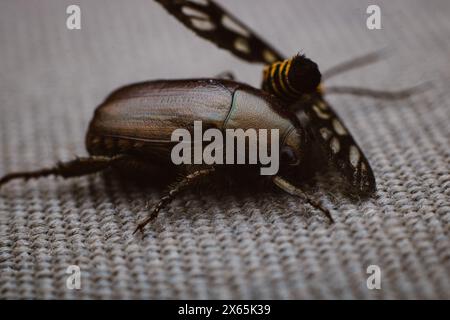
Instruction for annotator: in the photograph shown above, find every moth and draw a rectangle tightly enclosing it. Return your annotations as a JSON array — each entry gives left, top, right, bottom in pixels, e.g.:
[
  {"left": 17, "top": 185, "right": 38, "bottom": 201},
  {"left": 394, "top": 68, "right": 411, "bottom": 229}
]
[{"left": 0, "top": 0, "right": 421, "bottom": 232}]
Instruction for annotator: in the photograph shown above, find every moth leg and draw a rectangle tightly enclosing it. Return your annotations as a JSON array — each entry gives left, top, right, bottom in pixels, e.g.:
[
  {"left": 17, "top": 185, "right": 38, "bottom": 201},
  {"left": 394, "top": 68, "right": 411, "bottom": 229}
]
[
  {"left": 133, "top": 167, "right": 215, "bottom": 234},
  {"left": 272, "top": 175, "right": 334, "bottom": 223},
  {"left": 0, "top": 155, "right": 126, "bottom": 188},
  {"left": 323, "top": 82, "right": 431, "bottom": 100},
  {"left": 215, "top": 71, "right": 235, "bottom": 80}
]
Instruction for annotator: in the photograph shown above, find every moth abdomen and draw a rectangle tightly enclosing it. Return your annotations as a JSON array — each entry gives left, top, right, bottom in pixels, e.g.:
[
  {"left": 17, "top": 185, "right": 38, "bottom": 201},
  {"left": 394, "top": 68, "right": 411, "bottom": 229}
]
[{"left": 262, "top": 54, "right": 322, "bottom": 102}]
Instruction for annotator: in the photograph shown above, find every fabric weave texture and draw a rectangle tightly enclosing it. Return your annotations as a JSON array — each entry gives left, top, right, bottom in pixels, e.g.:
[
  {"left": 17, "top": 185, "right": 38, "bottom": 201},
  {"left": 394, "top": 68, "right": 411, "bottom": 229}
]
[{"left": 0, "top": 0, "right": 449, "bottom": 299}]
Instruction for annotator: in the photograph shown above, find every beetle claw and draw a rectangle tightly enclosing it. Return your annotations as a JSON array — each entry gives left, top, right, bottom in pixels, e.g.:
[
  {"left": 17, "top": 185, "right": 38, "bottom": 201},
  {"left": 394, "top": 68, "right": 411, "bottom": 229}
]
[
  {"left": 133, "top": 214, "right": 156, "bottom": 235},
  {"left": 132, "top": 226, "right": 142, "bottom": 235},
  {"left": 133, "top": 223, "right": 147, "bottom": 235}
]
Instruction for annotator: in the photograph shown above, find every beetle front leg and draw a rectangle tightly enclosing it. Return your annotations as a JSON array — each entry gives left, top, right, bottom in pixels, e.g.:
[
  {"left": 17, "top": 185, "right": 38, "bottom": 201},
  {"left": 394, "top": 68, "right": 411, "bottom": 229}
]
[
  {"left": 0, "top": 155, "right": 126, "bottom": 188},
  {"left": 134, "top": 167, "right": 216, "bottom": 234},
  {"left": 272, "top": 175, "right": 334, "bottom": 223}
]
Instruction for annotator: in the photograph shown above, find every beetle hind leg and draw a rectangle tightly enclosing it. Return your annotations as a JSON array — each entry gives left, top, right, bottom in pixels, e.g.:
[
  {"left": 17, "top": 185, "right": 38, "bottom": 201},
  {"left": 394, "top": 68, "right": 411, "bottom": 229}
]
[
  {"left": 134, "top": 167, "right": 215, "bottom": 234},
  {"left": 0, "top": 155, "right": 126, "bottom": 188}
]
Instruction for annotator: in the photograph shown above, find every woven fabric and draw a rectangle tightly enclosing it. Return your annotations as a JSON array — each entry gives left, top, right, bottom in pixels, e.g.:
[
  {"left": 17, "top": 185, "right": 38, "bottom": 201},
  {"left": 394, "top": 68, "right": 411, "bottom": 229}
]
[{"left": 0, "top": 0, "right": 449, "bottom": 299}]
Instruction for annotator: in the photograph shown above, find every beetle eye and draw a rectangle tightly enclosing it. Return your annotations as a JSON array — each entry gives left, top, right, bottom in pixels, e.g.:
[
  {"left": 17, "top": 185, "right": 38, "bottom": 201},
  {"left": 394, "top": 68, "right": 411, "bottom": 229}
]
[{"left": 281, "top": 146, "right": 299, "bottom": 165}]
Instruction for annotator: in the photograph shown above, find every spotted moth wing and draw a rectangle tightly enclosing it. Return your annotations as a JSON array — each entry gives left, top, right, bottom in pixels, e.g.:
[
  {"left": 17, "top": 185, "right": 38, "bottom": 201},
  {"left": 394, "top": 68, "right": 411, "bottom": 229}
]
[
  {"left": 301, "top": 96, "right": 376, "bottom": 194},
  {"left": 154, "top": 0, "right": 284, "bottom": 64}
]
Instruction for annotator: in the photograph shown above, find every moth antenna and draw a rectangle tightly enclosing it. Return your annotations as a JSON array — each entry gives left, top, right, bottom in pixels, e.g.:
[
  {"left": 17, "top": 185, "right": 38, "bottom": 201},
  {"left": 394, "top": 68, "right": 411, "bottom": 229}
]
[
  {"left": 322, "top": 48, "right": 389, "bottom": 80},
  {"left": 324, "top": 81, "right": 432, "bottom": 100}
]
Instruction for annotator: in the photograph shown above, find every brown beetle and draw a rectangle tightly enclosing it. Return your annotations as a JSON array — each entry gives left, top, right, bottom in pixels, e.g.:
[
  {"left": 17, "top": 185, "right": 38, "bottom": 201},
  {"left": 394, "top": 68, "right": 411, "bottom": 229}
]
[
  {"left": 0, "top": 75, "right": 335, "bottom": 231},
  {"left": 1, "top": 0, "right": 423, "bottom": 232}
]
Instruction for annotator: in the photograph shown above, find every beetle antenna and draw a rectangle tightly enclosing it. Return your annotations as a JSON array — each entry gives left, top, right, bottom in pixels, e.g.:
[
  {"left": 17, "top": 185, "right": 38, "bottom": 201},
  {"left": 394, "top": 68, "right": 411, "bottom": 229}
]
[{"left": 272, "top": 175, "right": 334, "bottom": 223}]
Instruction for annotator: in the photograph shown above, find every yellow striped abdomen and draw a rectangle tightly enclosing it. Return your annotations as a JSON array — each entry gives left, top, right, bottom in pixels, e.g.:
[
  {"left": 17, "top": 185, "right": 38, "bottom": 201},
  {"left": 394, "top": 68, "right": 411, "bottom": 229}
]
[{"left": 261, "top": 54, "right": 322, "bottom": 103}]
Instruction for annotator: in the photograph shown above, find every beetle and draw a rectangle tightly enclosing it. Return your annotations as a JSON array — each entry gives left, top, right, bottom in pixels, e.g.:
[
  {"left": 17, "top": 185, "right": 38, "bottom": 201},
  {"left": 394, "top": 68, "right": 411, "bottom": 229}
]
[{"left": 0, "top": 0, "right": 423, "bottom": 232}]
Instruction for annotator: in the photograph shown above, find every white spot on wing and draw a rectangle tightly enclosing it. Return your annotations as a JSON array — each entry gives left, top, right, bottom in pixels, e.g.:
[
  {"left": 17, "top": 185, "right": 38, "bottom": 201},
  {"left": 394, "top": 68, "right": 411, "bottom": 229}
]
[
  {"left": 221, "top": 15, "right": 250, "bottom": 37},
  {"left": 313, "top": 105, "right": 330, "bottom": 119},
  {"left": 320, "top": 127, "right": 332, "bottom": 140},
  {"left": 189, "top": 0, "right": 209, "bottom": 6},
  {"left": 182, "top": 6, "right": 208, "bottom": 19},
  {"left": 349, "top": 145, "right": 360, "bottom": 168},
  {"left": 263, "top": 50, "right": 277, "bottom": 63},
  {"left": 332, "top": 119, "right": 347, "bottom": 135},
  {"left": 330, "top": 137, "right": 340, "bottom": 154},
  {"left": 191, "top": 18, "right": 215, "bottom": 31},
  {"left": 361, "top": 162, "right": 367, "bottom": 173},
  {"left": 316, "top": 101, "right": 328, "bottom": 110},
  {"left": 234, "top": 37, "right": 250, "bottom": 54},
  {"left": 182, "top": 6, "right": 216, "bottom": 31}
]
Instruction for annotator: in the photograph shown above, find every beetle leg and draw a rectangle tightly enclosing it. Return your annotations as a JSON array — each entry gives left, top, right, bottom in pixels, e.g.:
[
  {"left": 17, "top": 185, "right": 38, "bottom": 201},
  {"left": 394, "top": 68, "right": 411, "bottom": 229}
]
[
  {"left": 0, "top": 155, "right": 126, "bottom": 188},
  {"left": 272, "top": 175, "right": 334, "bottom": 223},
  {"left": 215, "top": 71, "right": 235, "bottom": 80},
  {"left": 134, "top": 167, "right": 215, "bottom": 234}
]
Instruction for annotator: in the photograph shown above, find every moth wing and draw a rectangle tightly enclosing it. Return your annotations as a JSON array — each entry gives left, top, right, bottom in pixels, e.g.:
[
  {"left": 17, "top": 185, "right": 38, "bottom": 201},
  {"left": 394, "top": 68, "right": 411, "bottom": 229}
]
[
  {"left": 154, "top": 0, "right": 284, "bottom": 64},
  {"left": 301, "top": 97, "right": 376, "bottom": 194}
]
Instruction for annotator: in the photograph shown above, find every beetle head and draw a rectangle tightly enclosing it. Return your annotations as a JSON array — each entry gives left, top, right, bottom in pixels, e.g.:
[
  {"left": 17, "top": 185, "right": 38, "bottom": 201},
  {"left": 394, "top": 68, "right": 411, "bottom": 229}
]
[{"left": 279, "top": 125, "right": 311, "bottom": 176}]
